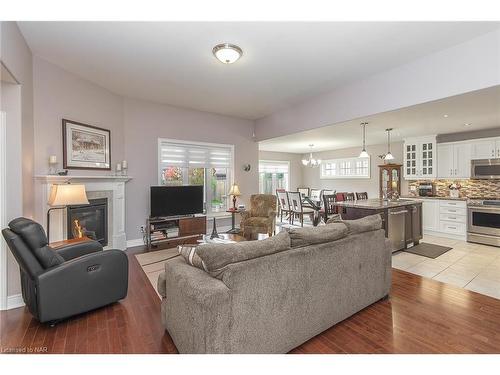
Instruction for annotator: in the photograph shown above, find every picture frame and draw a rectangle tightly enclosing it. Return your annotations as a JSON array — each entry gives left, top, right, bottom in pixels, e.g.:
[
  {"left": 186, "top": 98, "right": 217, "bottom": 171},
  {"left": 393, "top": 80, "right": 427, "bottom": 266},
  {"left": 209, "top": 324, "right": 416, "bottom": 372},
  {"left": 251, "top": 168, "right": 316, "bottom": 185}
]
[{"left": 62, "top": 119, "right": 111, "bottom": 170}]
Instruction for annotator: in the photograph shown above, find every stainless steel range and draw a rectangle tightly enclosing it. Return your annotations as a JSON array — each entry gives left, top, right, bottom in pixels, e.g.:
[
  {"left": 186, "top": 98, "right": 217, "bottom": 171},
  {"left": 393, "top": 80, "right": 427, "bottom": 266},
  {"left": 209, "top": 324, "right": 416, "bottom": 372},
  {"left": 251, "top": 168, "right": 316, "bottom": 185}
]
[{"left": 467, "top": 198, "right": 500, "bottom": 247}]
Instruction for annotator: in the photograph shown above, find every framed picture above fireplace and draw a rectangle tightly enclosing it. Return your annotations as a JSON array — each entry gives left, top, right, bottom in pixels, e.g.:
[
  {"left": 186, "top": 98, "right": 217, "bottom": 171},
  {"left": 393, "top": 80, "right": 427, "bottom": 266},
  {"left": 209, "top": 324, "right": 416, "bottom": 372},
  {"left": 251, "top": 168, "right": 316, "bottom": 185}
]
[{"left": 62, "top": 119, "right": 111, "bottom": 170}]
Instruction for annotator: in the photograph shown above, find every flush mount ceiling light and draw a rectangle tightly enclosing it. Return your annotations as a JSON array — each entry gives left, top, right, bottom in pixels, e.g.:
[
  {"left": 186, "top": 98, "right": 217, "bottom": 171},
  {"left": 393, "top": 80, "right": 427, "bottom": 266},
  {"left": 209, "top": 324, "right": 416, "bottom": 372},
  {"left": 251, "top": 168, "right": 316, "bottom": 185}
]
[
  {"left": 359, "top": 122, "right": 369, "bottom": 158},
  {"left": 384, "top": 128, "right": 395, "bottom": 161},
  {"left": 302, "top": 144, "right": 321, "bottom": 168},
  {"left": 212, "top": 43, "right": 243, "bottom": 64}
]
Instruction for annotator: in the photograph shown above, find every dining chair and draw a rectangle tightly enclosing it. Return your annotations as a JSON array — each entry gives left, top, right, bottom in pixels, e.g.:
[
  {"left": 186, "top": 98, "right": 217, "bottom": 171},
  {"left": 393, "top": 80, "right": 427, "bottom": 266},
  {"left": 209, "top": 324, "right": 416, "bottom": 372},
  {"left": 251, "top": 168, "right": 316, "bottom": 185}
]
[
  {"left": 356, "top": 192, "right": 368, "bottom": 200},
  {"left": 287, "top": 191, "right": 314, "bottom": 227},
  {"left": 297, "top": 187, "right": 310, "bottom": 198},
  {"left": 309, "top": 189, "right": 322, "bottom": 203},
  {"left": 336, "top": 192, "right": 346, "bottom": 202},
  {"left": 322, "top": 194, "right": 338, "bottom": 222},
  {"left": 276, "top": 188, "right": 286, "bottom": 219},
  {"left": 345, "top": 193, "right": 356, "bottom": 201},
  {"left": 277, "top": 191, "right": 292, "bottom": 223}
]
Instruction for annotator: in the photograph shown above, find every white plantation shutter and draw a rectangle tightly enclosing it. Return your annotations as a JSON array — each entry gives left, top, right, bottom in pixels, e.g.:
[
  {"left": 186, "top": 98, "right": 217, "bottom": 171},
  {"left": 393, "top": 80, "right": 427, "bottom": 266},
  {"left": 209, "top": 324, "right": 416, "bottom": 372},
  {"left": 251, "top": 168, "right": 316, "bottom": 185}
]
[{"left": 159, "top": 140, "right": 232, "bottom": 169}]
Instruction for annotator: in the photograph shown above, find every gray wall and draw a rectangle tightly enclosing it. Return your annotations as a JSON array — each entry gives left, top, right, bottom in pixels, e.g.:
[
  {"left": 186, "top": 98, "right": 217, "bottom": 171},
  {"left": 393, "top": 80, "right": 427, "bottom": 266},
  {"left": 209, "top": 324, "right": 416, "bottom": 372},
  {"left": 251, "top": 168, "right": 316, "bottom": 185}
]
[
  {"left": 301, "top": 141, "right": 407, "bottom": 199},
  {"left": 123, "top": 97, "right": 258, "bottom": 240},
  {"left": 1, "top": 21, "right": 34, "bottom": 299},
  {"left": 33, "top": 56, "right": 125, "bottom": 175},
  {"left": 31, "top": 57, "right": 258, "bottom": 242},
  {"left": 258, "top": 150, "right": 303, "bottom": 191}
]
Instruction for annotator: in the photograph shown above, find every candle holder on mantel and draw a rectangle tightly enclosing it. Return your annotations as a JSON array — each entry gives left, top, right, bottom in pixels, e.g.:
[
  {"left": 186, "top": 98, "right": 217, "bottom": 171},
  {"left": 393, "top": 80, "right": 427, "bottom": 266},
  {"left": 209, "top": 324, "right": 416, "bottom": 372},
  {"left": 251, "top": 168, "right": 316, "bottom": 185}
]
[
  {"left": 121, "top": 160, "right": 128, "bottom": 176},
  {"left": 115, "top": 162, "right": 122, "bottom": 176},
  {"left": 48, "top": 155, "right": 58, "bottom": 175}
]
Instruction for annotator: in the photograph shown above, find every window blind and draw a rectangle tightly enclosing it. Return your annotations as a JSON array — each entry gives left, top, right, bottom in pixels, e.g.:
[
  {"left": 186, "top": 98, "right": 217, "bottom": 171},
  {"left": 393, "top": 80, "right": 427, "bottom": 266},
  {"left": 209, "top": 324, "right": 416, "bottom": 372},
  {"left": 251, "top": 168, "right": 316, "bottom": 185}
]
[
  {"left": 259, "top": 161, "right": 289, "bottom": 174},
  {"left": 159, "top": 141, "right": 232, "bottom": 169}
]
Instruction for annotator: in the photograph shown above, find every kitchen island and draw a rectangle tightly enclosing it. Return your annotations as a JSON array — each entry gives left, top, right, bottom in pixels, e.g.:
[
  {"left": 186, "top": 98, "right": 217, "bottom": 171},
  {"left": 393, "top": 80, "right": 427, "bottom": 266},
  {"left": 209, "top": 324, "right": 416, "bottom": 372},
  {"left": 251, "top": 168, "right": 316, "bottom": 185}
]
[{"left": 333, "top": 199, "right": 423, "bottom": 252}]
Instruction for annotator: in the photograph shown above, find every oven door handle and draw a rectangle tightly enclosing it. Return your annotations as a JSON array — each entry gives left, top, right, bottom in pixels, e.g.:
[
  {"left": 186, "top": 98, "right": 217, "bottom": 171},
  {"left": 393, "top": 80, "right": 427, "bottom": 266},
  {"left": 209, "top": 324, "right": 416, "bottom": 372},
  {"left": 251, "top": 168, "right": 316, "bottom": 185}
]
[{"left": 468, "top": 206, "right": 500, "bottom": 212}]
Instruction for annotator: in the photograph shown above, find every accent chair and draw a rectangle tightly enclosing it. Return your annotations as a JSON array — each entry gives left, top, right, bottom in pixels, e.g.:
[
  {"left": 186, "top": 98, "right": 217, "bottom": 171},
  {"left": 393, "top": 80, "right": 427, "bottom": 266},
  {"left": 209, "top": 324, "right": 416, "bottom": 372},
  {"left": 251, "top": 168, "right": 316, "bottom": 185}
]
[{"left": 240, "top": 194, "right": 277, "bottom": 239}]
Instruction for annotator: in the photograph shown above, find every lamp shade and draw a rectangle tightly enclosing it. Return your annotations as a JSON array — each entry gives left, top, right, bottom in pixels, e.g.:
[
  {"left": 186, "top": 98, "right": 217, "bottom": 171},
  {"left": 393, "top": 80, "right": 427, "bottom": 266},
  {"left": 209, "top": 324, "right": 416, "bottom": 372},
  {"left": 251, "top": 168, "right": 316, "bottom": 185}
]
[
  {"left": 228, "top": 183, "right": 241, "bottom": 196},
  {"left": 48, "top": 184, "right": 89, "bottom": 206}
]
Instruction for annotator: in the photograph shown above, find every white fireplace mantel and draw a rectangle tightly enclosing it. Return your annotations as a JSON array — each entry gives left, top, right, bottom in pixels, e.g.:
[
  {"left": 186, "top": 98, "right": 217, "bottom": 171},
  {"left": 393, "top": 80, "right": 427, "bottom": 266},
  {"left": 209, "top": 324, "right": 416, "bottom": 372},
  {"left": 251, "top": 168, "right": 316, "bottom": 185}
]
[{"left": 34, "top": 175, "right": 133, "bottom": 250}]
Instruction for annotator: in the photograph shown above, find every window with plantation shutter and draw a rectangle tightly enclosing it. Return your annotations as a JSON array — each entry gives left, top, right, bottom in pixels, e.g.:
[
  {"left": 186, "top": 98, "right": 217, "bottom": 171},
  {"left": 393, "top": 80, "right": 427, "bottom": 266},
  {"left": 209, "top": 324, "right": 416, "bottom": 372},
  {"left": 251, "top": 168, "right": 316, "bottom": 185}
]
[{"left": 158, "top": 139, "right": 234, "bottom": 215}]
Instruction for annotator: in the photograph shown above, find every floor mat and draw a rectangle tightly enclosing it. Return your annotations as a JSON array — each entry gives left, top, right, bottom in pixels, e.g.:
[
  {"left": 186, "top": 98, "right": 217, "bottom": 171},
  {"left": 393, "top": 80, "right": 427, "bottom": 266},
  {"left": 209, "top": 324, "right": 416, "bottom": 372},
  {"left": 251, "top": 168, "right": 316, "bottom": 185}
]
[{"left": 404, "top": 242, "right": 452, "bottom": 259}]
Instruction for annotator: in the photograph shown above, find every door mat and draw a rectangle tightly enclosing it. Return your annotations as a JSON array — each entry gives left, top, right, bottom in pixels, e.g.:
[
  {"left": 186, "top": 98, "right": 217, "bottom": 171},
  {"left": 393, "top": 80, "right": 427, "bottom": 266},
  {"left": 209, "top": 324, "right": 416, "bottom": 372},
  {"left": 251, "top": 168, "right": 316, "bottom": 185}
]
[{"left": 404, "top": 242, "right": 452, "bottom": 259}]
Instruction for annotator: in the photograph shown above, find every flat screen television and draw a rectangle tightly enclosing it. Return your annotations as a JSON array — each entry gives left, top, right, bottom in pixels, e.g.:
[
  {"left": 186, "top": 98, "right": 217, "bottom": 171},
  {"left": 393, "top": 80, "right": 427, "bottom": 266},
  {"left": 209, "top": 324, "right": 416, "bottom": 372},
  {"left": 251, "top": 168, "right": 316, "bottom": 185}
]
[{"left": 150, "top": 186, "right": 204, "bottom": 218}]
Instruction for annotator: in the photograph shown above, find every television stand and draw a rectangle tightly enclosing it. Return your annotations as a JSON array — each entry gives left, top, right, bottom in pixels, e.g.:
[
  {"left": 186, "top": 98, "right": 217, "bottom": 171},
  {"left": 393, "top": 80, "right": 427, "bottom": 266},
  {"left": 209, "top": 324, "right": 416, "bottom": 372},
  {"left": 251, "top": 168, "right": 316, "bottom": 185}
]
[{"left": 146, "top": 215, "right": 206, "bottom": 251}]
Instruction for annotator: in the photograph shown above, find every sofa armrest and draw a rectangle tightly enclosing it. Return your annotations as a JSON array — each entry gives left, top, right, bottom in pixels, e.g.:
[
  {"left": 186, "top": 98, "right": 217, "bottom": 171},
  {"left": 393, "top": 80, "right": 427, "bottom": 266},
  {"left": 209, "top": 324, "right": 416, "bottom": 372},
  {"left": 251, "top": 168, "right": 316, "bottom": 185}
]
[
  {"left": 51, "top": 239, "right": 103, "bottom": 261},
  {"left": 35, "top": 250, "right": 128, "bottom": 323},
  {"left": 162, "top": 257, "right": 231, "bottom": 353}
]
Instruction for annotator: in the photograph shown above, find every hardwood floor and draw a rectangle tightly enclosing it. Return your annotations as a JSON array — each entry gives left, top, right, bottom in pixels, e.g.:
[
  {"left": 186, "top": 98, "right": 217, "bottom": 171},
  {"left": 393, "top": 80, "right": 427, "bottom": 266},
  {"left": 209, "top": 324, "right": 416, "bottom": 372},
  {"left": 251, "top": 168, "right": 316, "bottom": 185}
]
[{"left": 1, "top": 246, "right": 500, "bottom": 354}]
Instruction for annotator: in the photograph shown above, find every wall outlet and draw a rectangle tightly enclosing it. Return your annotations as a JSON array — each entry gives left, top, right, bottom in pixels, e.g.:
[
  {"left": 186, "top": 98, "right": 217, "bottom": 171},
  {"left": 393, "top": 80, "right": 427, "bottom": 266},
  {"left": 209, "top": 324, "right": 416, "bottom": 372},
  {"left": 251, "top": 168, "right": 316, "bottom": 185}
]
[{"left": 140, "top": 225, "right": 145, "bottom": 233}]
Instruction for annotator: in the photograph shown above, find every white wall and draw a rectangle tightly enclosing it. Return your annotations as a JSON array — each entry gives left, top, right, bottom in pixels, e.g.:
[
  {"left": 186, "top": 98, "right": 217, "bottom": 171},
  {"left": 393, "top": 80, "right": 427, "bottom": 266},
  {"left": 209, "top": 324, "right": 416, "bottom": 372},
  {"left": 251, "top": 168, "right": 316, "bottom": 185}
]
[
  {"left": 258, "top": 150, "right": 303, "bottom": 191},
  {"left": 255, "top": 30, "right": 500, "bottom": 141},
  {"left": 0, "top": 82, "right": 23, "bottom": 297},
  {"left": 300, "top": 141, "right": 407, "bottom": 198}
]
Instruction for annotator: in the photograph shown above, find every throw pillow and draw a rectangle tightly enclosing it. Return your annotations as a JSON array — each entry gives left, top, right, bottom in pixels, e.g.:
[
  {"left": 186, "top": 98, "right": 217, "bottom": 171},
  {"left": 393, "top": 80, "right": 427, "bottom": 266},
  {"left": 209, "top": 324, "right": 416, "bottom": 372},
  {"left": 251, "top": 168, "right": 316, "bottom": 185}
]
[
  {"left": 288, "top": 222, "right": 348, "bottom": 248},
  {"left": 196, "top": 231, "right": 291, "bottom": 273},
  {"left": 327, "top": 213, "right": 383, "bottom": 234},
  {"left": 178, "top": 245, "right": 207, "bottom": 271}
]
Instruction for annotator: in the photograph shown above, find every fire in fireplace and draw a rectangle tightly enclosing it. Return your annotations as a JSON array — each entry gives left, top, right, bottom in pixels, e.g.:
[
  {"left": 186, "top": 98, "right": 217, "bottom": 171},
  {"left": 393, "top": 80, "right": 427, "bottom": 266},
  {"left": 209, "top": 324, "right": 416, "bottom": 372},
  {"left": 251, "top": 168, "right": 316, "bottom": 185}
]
[{"left": 67, "top": 198, "right": 108, "bottom": 246}]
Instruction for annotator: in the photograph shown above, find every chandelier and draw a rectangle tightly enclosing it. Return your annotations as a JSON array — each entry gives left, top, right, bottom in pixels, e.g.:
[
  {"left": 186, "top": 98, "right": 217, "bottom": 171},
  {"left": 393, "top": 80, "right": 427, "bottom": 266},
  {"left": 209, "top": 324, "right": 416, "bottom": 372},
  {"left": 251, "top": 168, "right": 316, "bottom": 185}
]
[{"left": 302, "top": 144, "right": 321, "bottom": 167}]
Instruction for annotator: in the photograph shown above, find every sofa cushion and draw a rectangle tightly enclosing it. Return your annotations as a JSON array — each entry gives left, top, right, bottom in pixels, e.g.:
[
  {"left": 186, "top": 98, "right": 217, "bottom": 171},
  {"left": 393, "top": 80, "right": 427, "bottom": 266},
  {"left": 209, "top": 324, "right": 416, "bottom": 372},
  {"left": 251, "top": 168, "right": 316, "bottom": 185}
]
[
  {"left": 9, "top": 217, "right": 64, "bottom": 269},
  {"left": 178, "top": 245, "right": 207, "bottom": 271},
  {"left": 328, "top": 213, "right": 383, "bottom": 234},
  {"left": 196, "top": 231, "right": 291, "bottom": 273},
  {"left": 288, "top": 222, "right": 348, "bottom": 248}
]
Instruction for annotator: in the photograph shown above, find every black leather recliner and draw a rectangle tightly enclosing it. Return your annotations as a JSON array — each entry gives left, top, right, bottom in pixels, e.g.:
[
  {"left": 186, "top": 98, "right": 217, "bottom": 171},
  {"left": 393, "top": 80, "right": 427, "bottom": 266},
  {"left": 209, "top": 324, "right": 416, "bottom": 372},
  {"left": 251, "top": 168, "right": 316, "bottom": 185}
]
[{"left": 2, "top": 217, "right": 128, "bottom": 324}]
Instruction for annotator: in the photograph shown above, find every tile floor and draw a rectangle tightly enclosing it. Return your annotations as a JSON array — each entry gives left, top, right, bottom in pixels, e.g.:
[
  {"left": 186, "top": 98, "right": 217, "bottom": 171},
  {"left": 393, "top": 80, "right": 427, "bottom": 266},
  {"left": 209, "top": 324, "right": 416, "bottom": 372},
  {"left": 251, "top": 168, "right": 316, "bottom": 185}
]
[{"left": 392, "top": 235, "right": 500, "bottom": 299}]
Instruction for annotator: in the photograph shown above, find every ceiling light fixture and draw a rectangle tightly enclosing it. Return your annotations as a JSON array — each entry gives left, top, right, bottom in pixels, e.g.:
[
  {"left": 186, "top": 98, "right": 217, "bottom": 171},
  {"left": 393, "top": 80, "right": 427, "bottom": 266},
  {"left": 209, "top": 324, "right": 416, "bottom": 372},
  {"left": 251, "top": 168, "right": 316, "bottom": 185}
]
[
  {"left": 384, "top": 128, "right": 395, "bottom": 161},
  {"left": 302, "top": 144, "right": 321, "bottom": 168},
  {"left": 464, "top": 123, "right": 472, "bottom": 127},
  {"left": 443, "top": 114, "right": 449, "bottom": 118},
  {"left": 212, "top": 43, "right": 243, "bottom": 64},
  {"left": 359, "top": 122, "right": 369, "bottom": 158}
]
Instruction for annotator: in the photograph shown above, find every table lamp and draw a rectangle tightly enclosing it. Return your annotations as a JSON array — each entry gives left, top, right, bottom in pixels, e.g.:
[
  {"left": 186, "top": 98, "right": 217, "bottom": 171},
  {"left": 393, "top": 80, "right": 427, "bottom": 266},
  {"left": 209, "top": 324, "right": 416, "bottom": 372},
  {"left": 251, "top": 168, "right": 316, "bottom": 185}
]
[
  {"left": 47, "top": 183, "right": 89, "bottom": 243},
  {"left": 228, "top": 183, "right": 241, "bottom": 210}
]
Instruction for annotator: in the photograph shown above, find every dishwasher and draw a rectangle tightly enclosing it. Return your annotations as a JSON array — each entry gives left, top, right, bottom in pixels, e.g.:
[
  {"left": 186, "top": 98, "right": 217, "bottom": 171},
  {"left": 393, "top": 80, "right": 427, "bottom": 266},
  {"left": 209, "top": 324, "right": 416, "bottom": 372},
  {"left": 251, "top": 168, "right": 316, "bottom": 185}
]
[{"left": 388, "top": 207, "right": 407, "bottom": 252}]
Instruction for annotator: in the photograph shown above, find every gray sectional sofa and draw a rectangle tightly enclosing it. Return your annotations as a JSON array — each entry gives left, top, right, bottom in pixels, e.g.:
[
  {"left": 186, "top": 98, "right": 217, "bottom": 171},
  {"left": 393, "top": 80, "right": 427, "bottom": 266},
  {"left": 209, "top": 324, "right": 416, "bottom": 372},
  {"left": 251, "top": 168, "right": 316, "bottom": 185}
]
[{"left": 157, "top": 214, "right": 392, "bottom": 354}]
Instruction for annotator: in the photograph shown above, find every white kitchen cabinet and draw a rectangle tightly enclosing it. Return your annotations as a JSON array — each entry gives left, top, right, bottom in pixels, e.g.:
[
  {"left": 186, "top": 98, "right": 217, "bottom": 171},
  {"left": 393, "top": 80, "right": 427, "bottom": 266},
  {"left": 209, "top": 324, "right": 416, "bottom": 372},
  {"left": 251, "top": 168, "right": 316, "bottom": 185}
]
[
  {"left": 422, "top": 200, "right": 439, "bottom": 232},
  {"left": 422, "top": 199, "right": 467, "bottom": 240},
  {"left": 437, "top": 142, "right": 471, "bottom": 178},
  {"left": 403, "top": 136, "right": 437, "bottom": 180},
  {"left": 470, "top": 138, "right": 500, "bottom": 159}
]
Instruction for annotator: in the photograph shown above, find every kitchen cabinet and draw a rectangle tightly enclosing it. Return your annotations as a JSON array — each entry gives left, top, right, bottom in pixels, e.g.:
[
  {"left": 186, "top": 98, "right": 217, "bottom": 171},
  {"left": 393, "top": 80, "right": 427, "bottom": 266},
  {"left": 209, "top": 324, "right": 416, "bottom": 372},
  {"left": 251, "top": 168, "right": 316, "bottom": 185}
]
[
  {"left": 422, "top": 200, "right": 439, "bottom": 232},
  {"left": 470, "top": 137, "right": 500, "bottom": 159},
  {"left": 421, "top": 199, "right": 467, "bottom": 240},
  {"left": 403, "top": 136, "right": 437, "bottom": 180},
  {"left": 437, "top": 142, "right": 471, "bottom": 178}
]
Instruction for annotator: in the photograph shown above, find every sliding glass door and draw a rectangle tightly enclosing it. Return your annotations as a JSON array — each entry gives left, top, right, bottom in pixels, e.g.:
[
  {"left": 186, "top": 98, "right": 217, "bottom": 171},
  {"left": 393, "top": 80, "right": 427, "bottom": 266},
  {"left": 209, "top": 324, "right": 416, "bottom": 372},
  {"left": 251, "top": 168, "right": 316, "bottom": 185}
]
[{"left": 259, "top": 160, "right": 290, "bottom": 194}]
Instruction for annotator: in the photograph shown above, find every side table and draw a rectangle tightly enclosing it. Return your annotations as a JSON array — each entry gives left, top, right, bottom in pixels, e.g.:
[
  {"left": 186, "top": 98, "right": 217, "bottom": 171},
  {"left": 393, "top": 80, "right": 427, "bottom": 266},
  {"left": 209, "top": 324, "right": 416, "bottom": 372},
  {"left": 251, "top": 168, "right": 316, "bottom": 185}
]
[{"left": 226, "top": 209, "right": 245, "bottom": 234}]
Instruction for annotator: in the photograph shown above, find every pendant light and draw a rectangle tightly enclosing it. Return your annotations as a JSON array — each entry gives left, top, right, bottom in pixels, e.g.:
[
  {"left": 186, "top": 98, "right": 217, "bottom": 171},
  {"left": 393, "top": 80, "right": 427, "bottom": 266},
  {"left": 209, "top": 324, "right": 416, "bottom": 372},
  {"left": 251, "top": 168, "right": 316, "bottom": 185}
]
[
  {"left": 302, "top": 144, "right": 321, "bottom": 167},
  {"left": 384, "top": 128, "right": 395, "bottom": 161},
  {"left": 359, "top": 122, "right": 369, "bottom": 158}
]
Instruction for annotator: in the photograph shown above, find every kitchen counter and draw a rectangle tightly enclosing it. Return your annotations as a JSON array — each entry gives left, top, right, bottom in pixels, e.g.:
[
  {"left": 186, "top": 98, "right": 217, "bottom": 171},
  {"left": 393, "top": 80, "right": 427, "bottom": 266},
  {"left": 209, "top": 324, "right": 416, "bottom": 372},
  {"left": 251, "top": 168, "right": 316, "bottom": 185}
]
[
  {"left": 333, "top": 198, "right": 422, "bottom": 210},
  {"left": 333, "top": 198, "right": 423, "bottom": 253},
  {"left": 400, "top": 195, "right": 468, "bottom": 201}
]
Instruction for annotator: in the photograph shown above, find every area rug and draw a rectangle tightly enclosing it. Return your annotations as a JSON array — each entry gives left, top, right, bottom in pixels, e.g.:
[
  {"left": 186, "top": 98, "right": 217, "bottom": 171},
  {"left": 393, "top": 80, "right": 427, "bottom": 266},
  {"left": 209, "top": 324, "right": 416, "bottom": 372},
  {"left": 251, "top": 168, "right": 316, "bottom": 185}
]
[
  {"left": 135, "top": 247, "right": 179, "bottom": 298},
  {"left": 404, "top": 242, "right": 452, "bottom": 259}
]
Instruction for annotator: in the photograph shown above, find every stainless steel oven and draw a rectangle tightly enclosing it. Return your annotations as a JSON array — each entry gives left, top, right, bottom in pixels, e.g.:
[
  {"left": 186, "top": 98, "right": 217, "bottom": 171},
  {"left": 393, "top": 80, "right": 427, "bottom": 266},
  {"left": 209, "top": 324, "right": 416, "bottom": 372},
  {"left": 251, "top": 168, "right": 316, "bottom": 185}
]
[
  {"left": 467, "top": 199, "right": 500, "bottom": 247},
  {"left": 471, "top": 158, "right": 500, "bottom": 179}
]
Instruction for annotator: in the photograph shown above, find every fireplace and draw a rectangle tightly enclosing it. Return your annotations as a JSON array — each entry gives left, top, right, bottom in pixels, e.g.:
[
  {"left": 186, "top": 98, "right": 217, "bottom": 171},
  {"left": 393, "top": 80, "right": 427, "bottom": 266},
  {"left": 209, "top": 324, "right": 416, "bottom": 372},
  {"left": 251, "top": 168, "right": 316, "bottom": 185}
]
[{"left": 67, "top": 198, "right": 108, "bottom": 246}]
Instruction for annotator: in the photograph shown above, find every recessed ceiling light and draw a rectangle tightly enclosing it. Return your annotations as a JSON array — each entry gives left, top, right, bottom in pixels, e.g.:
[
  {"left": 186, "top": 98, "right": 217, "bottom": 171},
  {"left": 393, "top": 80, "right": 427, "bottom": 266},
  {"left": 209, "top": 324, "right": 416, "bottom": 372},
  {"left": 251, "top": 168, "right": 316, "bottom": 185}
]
[
  {"left": 212, "top": 43, "right": 243, "bottom": 64},
  {"left": 464, "top": 123, "right": 472, "bottom": 127},
  {"left": 443, "top": 114, "right": 449, "bottom": 118}
]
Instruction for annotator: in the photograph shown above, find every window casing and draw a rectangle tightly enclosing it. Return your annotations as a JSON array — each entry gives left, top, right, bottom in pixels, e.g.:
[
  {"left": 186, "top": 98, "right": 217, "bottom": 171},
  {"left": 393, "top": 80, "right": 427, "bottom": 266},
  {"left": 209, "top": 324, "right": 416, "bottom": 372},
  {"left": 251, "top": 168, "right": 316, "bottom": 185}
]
[
  {"left": 320, "top": 156, "right": 370, "bottom": 179},
  {"left": 259, "top": 160, "right": 290, "bottom": 194},
  {"left": 158, "top": 139, "right": 234, "bottom": 215}
]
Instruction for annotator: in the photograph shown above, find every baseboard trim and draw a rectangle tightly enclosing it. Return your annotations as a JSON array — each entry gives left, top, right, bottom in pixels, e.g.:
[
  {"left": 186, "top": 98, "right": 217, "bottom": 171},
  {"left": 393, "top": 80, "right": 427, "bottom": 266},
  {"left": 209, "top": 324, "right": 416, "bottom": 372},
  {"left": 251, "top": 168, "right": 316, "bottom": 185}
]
[
  {"left": 126, "top": 238, "right": 144, "bottom": 248},
  {"left": 6, "top": 294, "right": 24, "bottom": 310}
]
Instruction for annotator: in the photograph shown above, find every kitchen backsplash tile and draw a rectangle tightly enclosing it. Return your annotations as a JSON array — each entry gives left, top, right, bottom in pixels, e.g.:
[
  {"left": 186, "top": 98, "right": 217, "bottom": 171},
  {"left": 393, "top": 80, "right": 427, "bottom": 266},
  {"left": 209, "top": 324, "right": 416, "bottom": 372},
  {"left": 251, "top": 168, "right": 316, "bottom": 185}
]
[{"left": 407, "top": 179, "right": 500, "bottom": 199}]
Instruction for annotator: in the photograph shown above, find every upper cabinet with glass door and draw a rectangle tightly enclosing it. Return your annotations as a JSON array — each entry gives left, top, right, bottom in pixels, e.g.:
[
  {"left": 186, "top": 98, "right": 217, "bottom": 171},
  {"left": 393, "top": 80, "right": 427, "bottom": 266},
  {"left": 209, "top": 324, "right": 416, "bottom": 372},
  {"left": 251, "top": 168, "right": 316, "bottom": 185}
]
[{"left": 403, "top": 136, "right": 437, "bottom": 180}]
